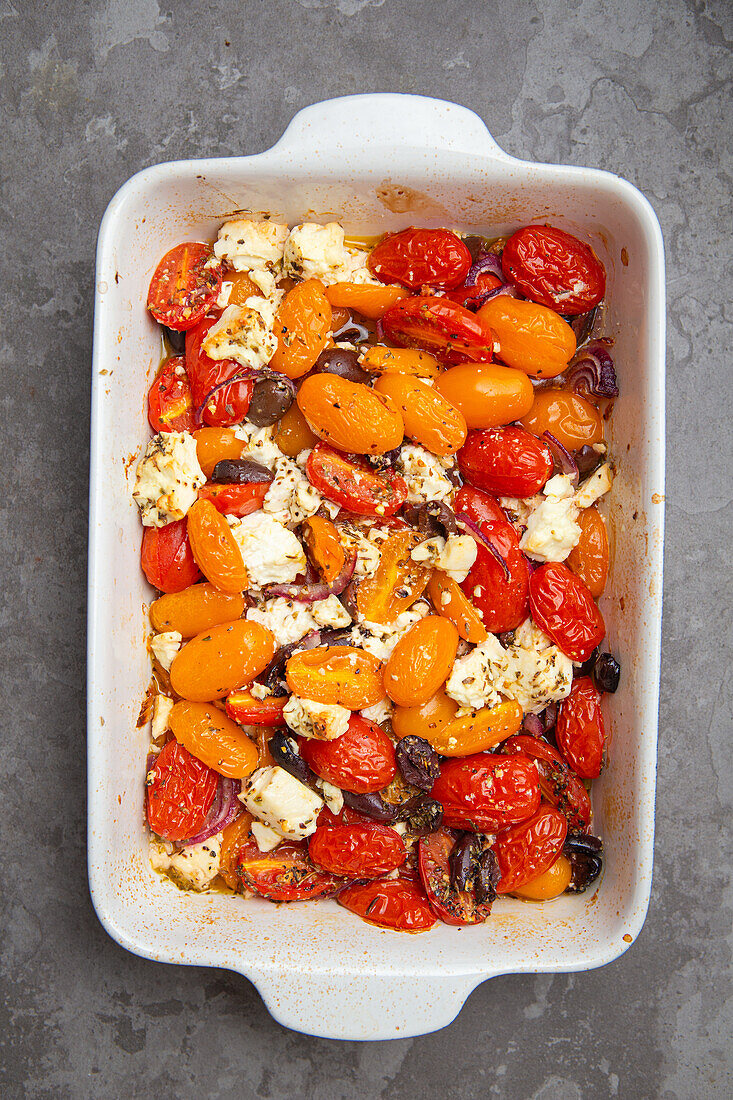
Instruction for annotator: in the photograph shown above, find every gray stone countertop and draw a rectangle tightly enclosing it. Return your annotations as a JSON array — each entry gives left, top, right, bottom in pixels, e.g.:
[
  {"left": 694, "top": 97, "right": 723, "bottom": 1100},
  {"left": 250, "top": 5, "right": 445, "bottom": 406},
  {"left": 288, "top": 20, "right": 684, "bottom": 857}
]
[{"left": 1, "top": 1, "right": 730, "bottom": 1097}]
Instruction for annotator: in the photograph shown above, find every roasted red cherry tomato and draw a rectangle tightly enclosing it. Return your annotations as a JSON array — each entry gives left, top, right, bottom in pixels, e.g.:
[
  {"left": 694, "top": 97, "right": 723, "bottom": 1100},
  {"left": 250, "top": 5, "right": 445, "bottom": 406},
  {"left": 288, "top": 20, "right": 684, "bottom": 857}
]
[
  {"left": 381, "top": 296, "right": 495, "bottom": 364},
  {"left": 300, "top": 715, "right": 396, "bottom": 794},
  {"left": 141, "top": 519, "right": 202, "bottom": 593},
  {"left": 225, "top": 688, "right": 287, "bottom": 727},
  {"left": 306, "top": 443, "right": 407, "bottom": 516},
  {"left": 445, "top": 272, "right": 502, "bottom": 310},
  {"left": 185, "top": 316, "right": 253, "bottom": 427},
  {"left": 367, "top": 227, "right": 472, "bottom": 290},
  {"left": 495, "top": 805, "right": 568, "bottom": 893},
  {"left": 556, "top": 676, "right": 607, "bottom": 778},
  {"left": 237, "top": 837, "right": 342, "bottom": 901},
  {"left": 197, "top": 481, "right": 269, "bottom": 517},
  {"left": 432, "top": 753, "right": 541, "bottom": 832},
  {"left": 418, "top": 829, "right": 495, "bottom": 926},
  {"left": 458, "top": 427, "right": 554, "bottom": 498},
  {"left": 309, "top": 824, "right": 406, "bottom": 878},
  {"left": 529, "top": 562, "right": 605, "bottom": 663},
  {"left": 502, "top": 734, "right": 591, "bottom": 831},
  {"left": 337, "top": 878, "right": 437, "bottom": 931},
  {"left": 454, "top": 484, "right": 530, "bottom": 632},
  {"left": 501, "top": 225, "right": 605, "bottom": 316},
  {"left": 148, "top": 357, "right": 197, "bottom": 433},
  {"left": 147, "top": 243, "right": 223, "bottom": 331},
  {"left": 146, "top": 739, "right": 219, "bottom": 842}
]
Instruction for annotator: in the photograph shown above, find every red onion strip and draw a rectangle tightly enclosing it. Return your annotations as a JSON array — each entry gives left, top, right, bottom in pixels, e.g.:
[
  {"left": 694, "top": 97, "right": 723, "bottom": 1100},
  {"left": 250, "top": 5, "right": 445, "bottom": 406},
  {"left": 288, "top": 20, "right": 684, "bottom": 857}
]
[
  {"left": 183, "top": 777, "right": 242, "bottom": 846},
  {"left": 455, "top": 514, "right": 511, "bottom": 581},
  {"left": 465, "top": 252, "right": 504, "bottom": 287},
  {"left": 565, "top": 341, "right": 619, "bottom": 398},
  {"left": 263, "top": 549, "right": 356, "bottom": 603},
  {"left": 542, "top": 432, "right": 579, "bottom": 487}
]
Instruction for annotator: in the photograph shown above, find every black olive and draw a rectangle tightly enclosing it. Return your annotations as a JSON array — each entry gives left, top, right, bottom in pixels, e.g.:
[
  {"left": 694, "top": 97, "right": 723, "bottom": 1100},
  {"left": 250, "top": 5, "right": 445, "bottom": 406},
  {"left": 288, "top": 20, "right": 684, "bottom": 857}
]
[
  {"left": 498, "top": 630, "right": 516, "bottom": 648},
  {"left": 247, "top": 376, "right": 294, "bottom": 427},
  {"left": 342, "top": 790, "right": 398, "bottom": 823},
  {"left": 366, "top": 447, "right": 402, "bottom": 473},
  {"left": 563, "top": 831, "right": 604, "bottom": 893},
  {"left": 162, "top": 325, "right": 186, "bottom": 353},
  {"left": 576, "top": 646, "right": 600, "bottom": 678},
  {"left": 569, "top": 306, "right": 598, "bottom": 346},
  {"left": 312, "top": 347, "right": 369, "bottom": 385},
  {"left": 574, "top": 445, "right": 603, "bottom": 479},
  {"left": 449, "top": 832, "right": 481, "bottom": 892},
  {"left": 212, "top": 458, "right": 274, "bottom": 484},
  {"left": 593, "top": 652, "right": 621, "bottom": 694},
  {"left": 463, "top": 235, "right": 489, "bottom": 263},
  {"left": 401, "top": 501, "right": 457, "bottom": 539},
  {"left": 268, "top": 731, "right": 315, "bottom": 787},
  {"left": 474, "top": 848, "right": 500, "bottom": 904},
  {"left": 395, "top": 735, "right": 440, "bottom": 792},
  {"left": 398, "top": 796, "right": 443, "bottom": 835}
]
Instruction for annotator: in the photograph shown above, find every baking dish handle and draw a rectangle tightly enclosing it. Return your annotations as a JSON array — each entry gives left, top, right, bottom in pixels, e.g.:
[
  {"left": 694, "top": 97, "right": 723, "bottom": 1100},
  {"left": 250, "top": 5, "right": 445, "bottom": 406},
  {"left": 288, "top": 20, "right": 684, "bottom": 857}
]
[
  {"left": 271, "top": 93, "right": 515, "bottom": 163},
  {"left": 247, "top": 968, "right": 481, "bottom": 1040}
]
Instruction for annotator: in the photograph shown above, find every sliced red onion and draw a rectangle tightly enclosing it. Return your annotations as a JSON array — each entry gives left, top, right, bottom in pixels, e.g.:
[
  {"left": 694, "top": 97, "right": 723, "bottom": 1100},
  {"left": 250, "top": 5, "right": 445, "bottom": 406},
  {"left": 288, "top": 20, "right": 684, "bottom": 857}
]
[
  {"left": 183, "top": 777, "right": 242, "bottom": 846},
  {"left": 542, "top": 701, "right": 558, "bottom": 730},
  {"left": 565, "top": 341, "right": 619, "bottom": 398},
  {"left": 542, "top": 431, "right": 579, "bottom": 487},
  {"left": 471, "top": 283, "right": 520, "bottom": 310},
  {"left": 262, "top": 550, "right": 356, "bottom": 603},
  {"left": 465, "top": 252, "right": 504, "bottom": 287},
  {"left": 375, "top": 317, "right": 386, "bottom": 342},
  {"left": 262, "top": 629, "right": 328, "bottom": 691},
  {"left": 195, "top": 367, "right": 262, "bottom": 420},
  {"left": 455, "top": 513, "right": 511, "bottom": 581},
  {"left": 521, "top": 713, "right": 544, "bottom": 737}
]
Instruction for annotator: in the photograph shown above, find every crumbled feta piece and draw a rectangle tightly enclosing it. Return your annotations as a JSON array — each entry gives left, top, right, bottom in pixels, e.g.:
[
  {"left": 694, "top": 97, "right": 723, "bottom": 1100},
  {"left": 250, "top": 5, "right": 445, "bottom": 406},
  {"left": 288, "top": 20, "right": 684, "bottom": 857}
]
[
  {"left": 264, "top": 456, "right": 323, "bottom": 527},
  {"left": 230, "top": 512, "right": 306, "bottom": 586},
  {"left": 244, "top": 288, "right": 284, "bottom": 330},
  {"left": 251, "top": 821, "right": 283, "bottom": 853},
  {"left": 133, "top": 431, "right": 205, "bottom": 527},
  {"left": 499, "top": 496, "right": 534, "bottom": 529},
  {"left": 283, "top": 222, "right": 376, "bottom": 285},
  {"left": 520, "top": 474, "right": 581, "bottom": 563},
  {"left": 352, "top": 602, "right": 430, "bottom": 662},
  {"left": 311, "top": 595, "right": 352, "bottom": 629},
  {"left": 201, "top": 304, "right": 277, "bottom": 370},
  {"left": 150, "top": 694, "right": 174, "bottom": 739},
  {"left": 574, "top": 463, "right": 614, "bottom": 509},
  {"left": 150, "top": 833, "right": 222, "bottom": 891},
  {"left": 445, "top": 634, "right": 508, "bottom": 711},
  {"left": 214, "top": 219, "right": 289, "bottom": 296},
  {"left": 360, "top": 697, "right": 394, "bottom": 725},
  {"left": 216, "top": 281, "right": 233, "bottom": 309},
  {"left": 499, "top": 619, "right": 573, "bottom": 713},
  {"left": 283, "top": 695, "right": 350, "bottom": 741},
  {"left": 247, "top": 598, "right": 317, "bottom": 648},
  {"left": 240, "top": 766, "right": 323, "bottom": 839},
  {"left": 150, "top": 631, "right": 182, "bottom": 672},
  {"left": 233, "top": 423, "right": 284, "bottom": 470},
  {"left": 338, "top": 523, "right": 383, "bottom": 579},
  {"left": 412, "top": 533, "right": 477, "bottom": 582},
  {"left": 315, "top": 778, "right": 344, "bottom": 815},
  {"left": 410, "top": 535, "right": 445, "bottom": 568},
  {"left": 397, "top": 444, "right": 455, "bottom": 504},
  {"left": 249, "top": 682, "right": 272, "bottom": 701}
]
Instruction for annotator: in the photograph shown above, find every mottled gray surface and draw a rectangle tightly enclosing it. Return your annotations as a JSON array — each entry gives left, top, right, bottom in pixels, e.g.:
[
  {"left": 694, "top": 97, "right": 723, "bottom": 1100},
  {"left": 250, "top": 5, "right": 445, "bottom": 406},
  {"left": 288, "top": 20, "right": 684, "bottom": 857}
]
[{"left": 1, "top": 0, "right": 731, "bottom": 1096}]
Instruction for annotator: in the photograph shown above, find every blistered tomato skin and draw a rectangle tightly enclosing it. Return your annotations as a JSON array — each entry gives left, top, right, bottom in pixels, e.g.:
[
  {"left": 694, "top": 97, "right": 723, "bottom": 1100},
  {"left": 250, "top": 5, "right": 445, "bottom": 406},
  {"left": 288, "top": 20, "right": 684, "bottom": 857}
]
[
  {"left": 521, "top": 389, "right": 604, "bottom": 451},
  {"left": 297, "top": 373, "right": 404, "bottom": 455},
  {"left": 393, "top": 691, "right": 523, "bottom": 757},
  {"left": 495, "top": 805, "right": 568, "bottom": 893},
  {"left": 458, "top": 427, "right": 554, "bottom": 497},
  {"left": 308, "top": 824, "right": 407, "bottom": 878},
  {"left": 269, "top": 279, "right": 332, "bottom": 379},
  {"left": 502, "top": 225, "right": 606, "bottom": 315},
  {"left": 146, "top": 739, "right": 219, "bottom": 842},
  {"left": 435, "top": 363, "right": 534, "bottom": 429},
  {"left": 383, "top": 616, "right": 459, "bottom": 708},
  {"left": 186, "top": 498, "right": 248, "bottom": 594},
  {"left": 367, "top": 227, "right": 472, "bottom": 290},
  {"left": 529, "top": 562, "right": 605, "bottom": 663},
  {"left": 477, "top": 296, "right": 577, "bottom": 378},
  {"left": 426, "top": 570, "right": 488, "bottom": 643},
  {"left": 141, "top": 520, "right": 202, "bottom": 593},
  {"left": 285, "top": 646, "right": 386, "bottom": 709},
  {"left": 324, "top": 282, "right": 408, "bottom": 318},
  {"left": 382, "top": 296, "right": 495, "bottom": 364},
  {"left": 356, "top": 529, "right": 431, "bottom": 623},
  {"left": 432, "top": 753, "right": 541, "bottom": 832},
  {"left": 337, "top": 879, "right": 437, "bottom": 931},
  {"left": 169, "top": 619, "right": 276, "bottom": 702},
  {"left": 169, "top": 700, "right": 259, "bottom": 778},
  {"left": 197, "top": 480, "right": 269, "bottom": 518},
  {"left": 503, "top": 735, "right": 591, "bottom": 831},
  {"left": 556, "top": 676, "right": 607, "bottom": 779},
  {"left": 193, "top": 427, "right": 244, "bottom": 478},
  {"left": 300, "top": 715, "right": 396, "bottom": 793},
  {"left": 185, "top": 316, "right": 254, "bottom": 428},
  {"left": 238, "top": 838, "right": 343, "bottom": 901},
  {"left": 150, "top": 583, "right": 245, "bottom": 637},
  {"left": 374, "top": 373, "right": 467, "bottom": 457},
  {"left": 512, "top": 853, "right": 573, "bottom": 899}
]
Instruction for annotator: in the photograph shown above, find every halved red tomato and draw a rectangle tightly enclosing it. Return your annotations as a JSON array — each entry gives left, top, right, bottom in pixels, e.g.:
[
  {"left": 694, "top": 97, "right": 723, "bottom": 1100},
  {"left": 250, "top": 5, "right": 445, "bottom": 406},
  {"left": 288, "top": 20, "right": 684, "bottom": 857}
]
[
  {"left": 418, "top": 829, "right": 494, "bottom": 926},
  {"left": 197, "top": 481, "right": 270, "bottom": 517},
  {"left": 185, "top": 316, "right": 253, "bottom": 428},
  {"left": 147, "top": 243, "right": 222, "bottom": 330},
  {"left": 237, "top": 837, "right": 342, "bottom": 901},
  {"left": 148, "top": 357, "right": 197, "bottom": 433},
  {"left": 306, "top": 443, "right": 407, "bottom": 516},
  {"left": 225, "top": 688, "right": 287, "bottom": 727},
  {"left": 146, "top": 739, "right": 219, "bottom": 842},
  {"left": 381, "top": 296, "right": 495, "bottom": 364},
  {"left": 141, "top": 519, "right": 202, "bottom": 593}
]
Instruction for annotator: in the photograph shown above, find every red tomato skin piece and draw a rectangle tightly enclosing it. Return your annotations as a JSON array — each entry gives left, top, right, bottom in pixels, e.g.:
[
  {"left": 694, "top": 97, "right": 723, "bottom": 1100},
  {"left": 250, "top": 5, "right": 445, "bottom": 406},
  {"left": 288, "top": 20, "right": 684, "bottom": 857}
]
[
  {"left": 306, "top": 443, "right": 407, "bottom": 516},
  {"left": 368, "top": 227, "right": 472, "bottom": 290},
  {"left": 141, "top": 519, "right": 202, "bottom": 593},
  {"left": 494, "top": 805, "right": 568, "bottom": 893},
  {"left": 445, "top": 272, "right": 502, "bottom": 310},
  {"left": 300, "top": 716, "right": 396, "bottom": 794},
  {"left": 381, "top": 295, "right": 495, "bottom": 364},
  {"left": 197, "top": 481, "right": 269, "bottom": 517},
  {"left": 147, "top": 243, "right": 222, "bottom": 331},
  {"left": 309, "top": 824, "right": 406, "bottom": 878},
  {"left": 237, "top": 838, "right": 343, "bottom": 901},
  {"left": 556, "top": 676, "right": 607, "bottom": 779},
  {"left": 529, "top": 562, "right": 606, "bottom": 663},
  {"left": 502, "top": 734, "right": 592, "bottom": 831},
  {"left": 432, "top": 753, "right": 541, "bottom": 832},
  {"left": 458, "top": 427, "right": 554, "bottom": 498},
  {"left": 501, "top": 225, "right": 605, "bottom": 316},
  {"left": 225, "top": 690, "right": 286, "bottom": 727},
  {"left": 418, "top": 829, "right": 494, "bottom": 926},
  {"left": 454, "top": 484, "right": 530, "bottom": 633},
  {"left": 337, "top": 878, "right": 437, "bottom": 931},
  {"left": 146, "top": 739, "right": 219, "bottom": 842},
  {"left": 148, "top": 357, "right": 197, "bottom": 433},
  {"left": 185, "top": 316, "right": 253, "bottom": 427}
]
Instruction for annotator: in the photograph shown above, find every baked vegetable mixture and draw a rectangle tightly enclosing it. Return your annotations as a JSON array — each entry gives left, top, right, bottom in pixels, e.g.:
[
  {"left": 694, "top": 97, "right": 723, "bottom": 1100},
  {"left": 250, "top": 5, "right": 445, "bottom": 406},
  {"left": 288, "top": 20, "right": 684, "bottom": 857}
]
[{"left": 135, "top": 218, "right": 619, "bottom": 931}]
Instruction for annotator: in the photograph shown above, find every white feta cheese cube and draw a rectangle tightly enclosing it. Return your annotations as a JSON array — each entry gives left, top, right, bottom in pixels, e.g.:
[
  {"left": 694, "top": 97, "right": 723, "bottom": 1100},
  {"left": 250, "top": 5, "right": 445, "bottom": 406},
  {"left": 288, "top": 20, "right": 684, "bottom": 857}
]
[
  {"left": 574, "top": 463, "right": 614, "bottom": 509},
  {"left": 133, "top": 431, "right": 205, "bottom": 527},
  {"left": 233, "top": 423, "right": 284, "bottom": 470},
  {"left": 251, "top": 821, "right": 283, "bottom": 853},
  {"left": 498, "top": 618, "right": 573, "bottom": 714},
  {"left": 150, "top": 833, "right": 223, "bottom": 891},
  {"left": 264, "top": 456, "right": 323, "bottom": 527},
  {"left": 214, "top": 219, "right": 289, "bottom": 296},
  {"left": 246, "top": 598, "right": 317, "bottom": 648},
  {"left": 283, "top": 222, "right": 377, "bottom": 285},
  {"left": 397, "top": 444, "right": 455, "bottom": 504},
  {"left": 249, "top": 682, "right": 272, "bottom": 701},
  {"left": 338, "top": 523, "right": 382, "bottom": 579},
  {"left": 360, "top": 697, "right": 394, "bottom": 725},
  {"left": 352, "top": 602, "right": 430, "bottom": 662},
  {"left": 445, "top": 634, "right": 508, "bottom": 711},
  {"left": 315, "top": 778, "right": 344, "bottom": 815},
  {"left": 244, "top": 288, "right": 284, "bottom": 330},
  {"left": 230, "top": 512, "right": 306, "bottom": 586},
  {"left": 201, "top": 304, "right": 277, "bottom": 370},
  {"left": 311, "top": 595, "right": 352, "bottom": 630},
  {"left": 283, "top": 695, "right": 350, "bottom": 741},
  {"left": 520, "top": 474, "right": 581, "bottom": 563},
  {"left": 439, "top": 534, "right": 477, "bottom": 582},
  {"left": 150, "top": 694, "right": 174, "bottom": 739},
  {"left": 239, "top": 766, "right": 323, "bottom": 839},
  {"left": 150, "top": 631, "right": 182, "bottom": 672}
]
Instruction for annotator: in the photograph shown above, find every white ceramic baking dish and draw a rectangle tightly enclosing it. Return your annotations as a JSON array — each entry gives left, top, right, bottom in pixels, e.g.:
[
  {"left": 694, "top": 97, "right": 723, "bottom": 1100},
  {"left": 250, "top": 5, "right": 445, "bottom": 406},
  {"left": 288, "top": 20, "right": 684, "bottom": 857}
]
[{"left": 88, "top": 93, "right": 665, "bottom": 1041}]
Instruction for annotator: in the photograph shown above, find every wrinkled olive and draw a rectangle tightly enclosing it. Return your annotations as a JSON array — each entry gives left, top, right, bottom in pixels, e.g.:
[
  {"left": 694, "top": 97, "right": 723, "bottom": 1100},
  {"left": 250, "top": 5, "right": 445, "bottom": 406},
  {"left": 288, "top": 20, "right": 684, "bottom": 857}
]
[
  {"left": 593, "top": 652, "right": 621, "bottom": 694},
  {"left": 401, "top": 501, "right": 457, "bottom": 539},
  {"left": 313, "top": 348, "right": 369, "bottom": 385},
  {"left": 463, "top": 235, "right": 490, "bottom": 263},
  {"left": 563, "top": 832, "right": 603, "bottom": 893},
  {"left": 576, "top": 646, "right": 600, "bottom": 678},
  {"left": 212, "top": 458, "right": 274, "bottom": 484},
  {"left": 474, "top": 848, "right": 500, "bottom": 904},
  {"left": 342, "top": 790, "right": 398, "bottom": 823},
  {"left": 163, "top": 325, "right": 186, "bottom": 353},
  {"left": 574, "top": 444, "right": 603, "bottom": 479},
  {"left": 395, "top": 735, "right": 440, "bottom": 792},
  {"left": 449, "top": 832, "right": 481, "bottom": 892},
  {"left": 268, "top": 731, "right": 315, "bottom": 787},
  {"left": 398, "top": 796, "right": 443, "bottom": 835},
  {"left": 247, "top": 375, "right": 295, "bottom": 427}
]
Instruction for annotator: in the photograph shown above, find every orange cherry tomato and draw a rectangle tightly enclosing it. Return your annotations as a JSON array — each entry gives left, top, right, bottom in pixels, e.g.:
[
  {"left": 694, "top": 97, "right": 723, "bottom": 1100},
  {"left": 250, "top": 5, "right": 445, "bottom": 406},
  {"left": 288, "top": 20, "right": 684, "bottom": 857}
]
[
  {"left": 226, "top": 270, "right": 261, "bottom": 304},
  {"left": 169, "top": 700, "right": 259, "bottom": 778},
  {"left": 186, "top": 498, "right": 248, "bottom": 593},
  {"left": 477, "top": 297, "right": 576, "bottom": 378},
  {"left": 169, "top": 619, "right": 276, "bottom": 701},
  {"left": 521, "top": 389, "right": 604, "bottom": 451},
  {"left": 324, "top": 282, "right": 409, "bottom": 318},
  {"left": 374, "top": 374, "right": 467, "bottom": 457},
  {"left": 556, "top": 676, "right": 607, "bottom": 779},
  {"left": 141, "top": 519, "right": 202, "bottom": 593},
  {"left": 148, "top": 357, "right": 196, "bottom": 433},
  {"left": 367, "top": 227, "right": 472, "bottom": 290},
  {"left": 338, "top": 878, "right": 437, "bottom": 931},
  {"left": 297, "top": 373, "right": 404, "bottom": 455},
  {"left": 309, "top": 823, "right": 406, "bottom": 877},
  {"left": 197, "top": 481, "right": 269, "bottom": 518},
  {"left": 393, "top": 689, "right": 522, "bottom": 756},
  {"left": 567, "top": 505, "right": 609, "bottom": 597},
  {"left": 225, "top": 688, "right": 287, "bottom": 727},
  {"left": 426, "top": 570, "right": 488, "bottom": 643},
  {"left": 435, "top": 363, "right": 534, "bottom": 428},
  {"left": 432, "top": 753, "right": 541, "bottom": 832},
  {"left": 147, "top": 242, "right": 222, "bottom": 331},
  {"left": 529, "top": 562, "right": 605, "bottom": 663},
  {"left": 382, "top": 295, "right": 494, "bottom": 364},
  {"left": 391, "top": 685, "right": 456, "bottom": 743},
  {"left": 150, "top": 582, "right": 245, "bottom": 637},
  {"left": 361, "top": 346, "right": 440, "bottom": 379},
  {"left": 219, "top": 811, "right": 254, "bottom": 889},
  {"left": 301, "top": 515, "right": 345, "bottom": 584},
  {"left": 356, "top": 530, "right": 431, "bottom": 623},
  {"left": 383, "top": 616, "right": 459, "bottom": 707},
  {"left": 285, "top": 646, "right": 386, "bottom": 709},
  {"left": 300, "top": 714, "right": 396, "bottom": 793},
  {"left": 495, "top": 805, "right": 568, "bottom": 893},
  {"left": 512, "top": 853, "right": 573, "bottom": 899},
  {"left": 146, "top": 739, "right": 219, "bottom": 841},
  {"left": 502, "top": 225, "right": 606, "bottom": 315},
  {"left": 273, "top": 401, "right": 318, "bottom": 457},
  {"left": 306, "top": 444, "right": 407, "bottom": 516},
  {"left": 270, "top": 279, "right": 332, "bottom": 379},
  {"left": 192, "top": 427, "right": 245, "bottom": 478}
]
